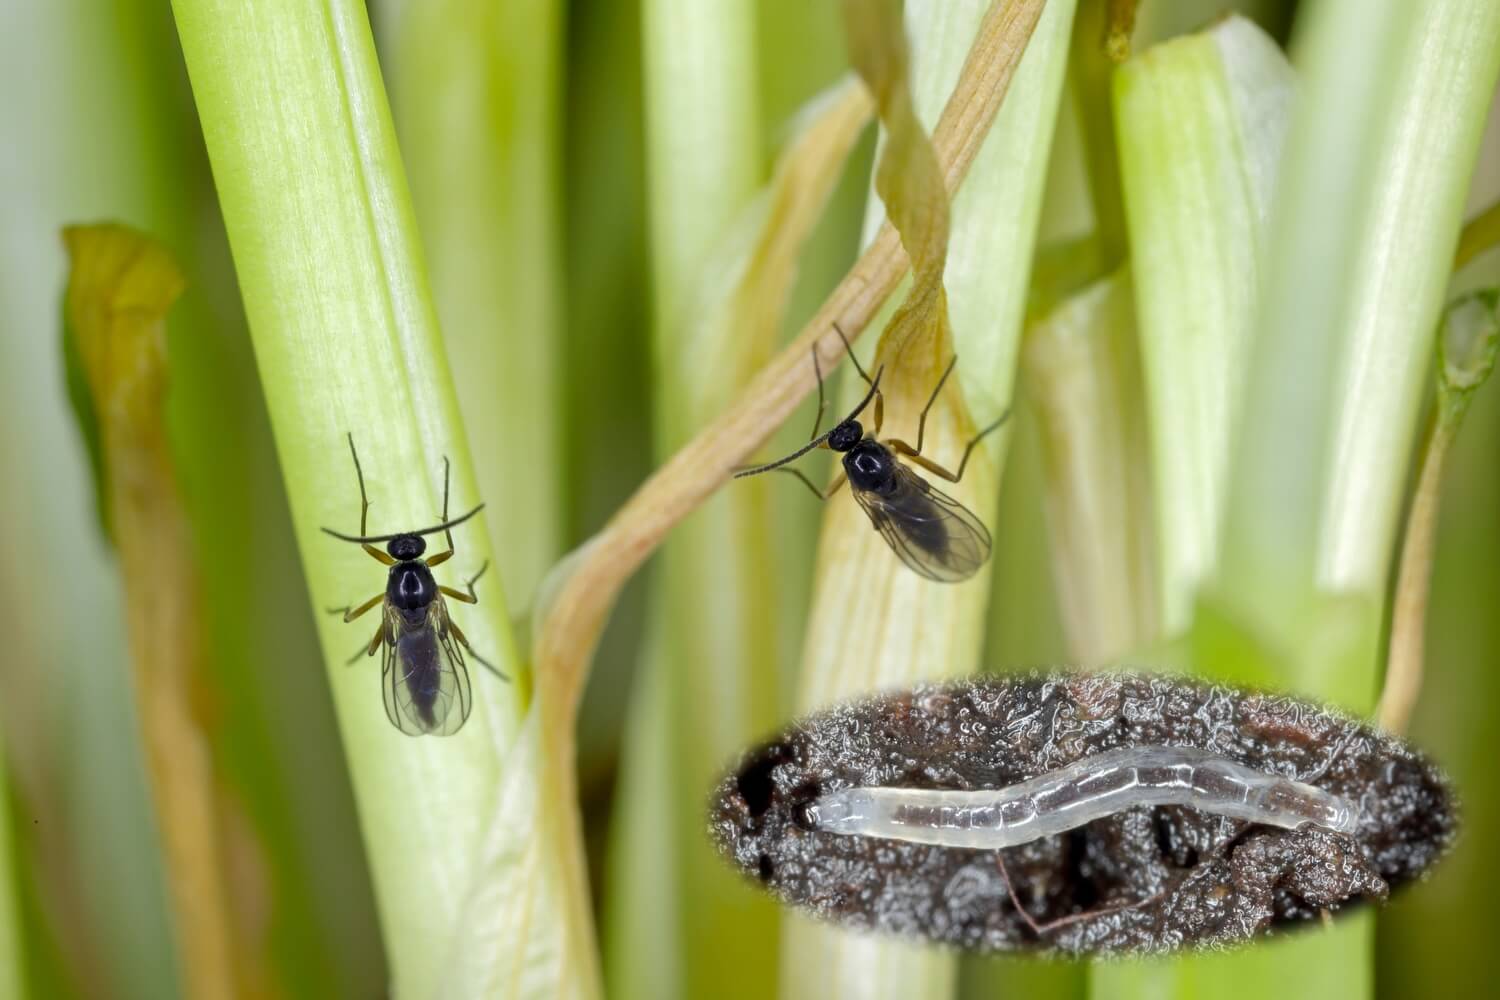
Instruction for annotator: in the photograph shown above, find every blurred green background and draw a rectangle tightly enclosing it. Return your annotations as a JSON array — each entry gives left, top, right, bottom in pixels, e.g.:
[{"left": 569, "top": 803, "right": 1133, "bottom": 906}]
[{"left": 1, "top": 0, "right": 1497, "bottom": 998}]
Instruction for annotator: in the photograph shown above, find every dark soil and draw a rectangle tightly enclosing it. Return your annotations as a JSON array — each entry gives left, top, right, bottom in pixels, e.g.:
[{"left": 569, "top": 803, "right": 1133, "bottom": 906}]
[{"left": 708, "top": 673, "right": 1456, "bottom": 955}]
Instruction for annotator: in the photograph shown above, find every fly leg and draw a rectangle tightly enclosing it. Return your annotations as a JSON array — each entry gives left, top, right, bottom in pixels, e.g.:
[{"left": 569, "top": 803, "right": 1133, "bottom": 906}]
[
  {"left": 427, "top": 456, "right": 458, "bottom": 566},
  {"left": 342, "top": 618, "right": 385, "bottom": 665},
  {"left": 757, "top": 468, "right": 848, "bottom": 502},
  {"left": 438, "top": 561, "right": 488, "bottom": 604},
  {"left": 446, "top": 617, "right": 507, "bottom": 681},
  {"left": 832, "top": 322, "right": 883, "bottom": 434},
  {"left": 807, "top": 345, "right": 829, "bottom": 441},
  {"left": 912, "top": 354, "right": 959, "bottom": 456},
  {"left": 339, "top": 434, "right": 395, "bottom": 565},
  {"left": 885, "top": 409, "right": 1010, "bottom": 484},
  {"left": 327, "top": 592, "right": 383, "bottom": 623}
]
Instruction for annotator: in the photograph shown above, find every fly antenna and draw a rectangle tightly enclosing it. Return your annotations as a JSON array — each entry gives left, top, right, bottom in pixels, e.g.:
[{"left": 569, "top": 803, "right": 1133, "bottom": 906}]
[
  {"left": 831, "top": 322, "right": 874, "bottom": 387},
  {"left": 322, "top": 502, "right": 485, "bottom": 544},
  {"left": 734, "top": 367, "right": 883, "bottom": 479}
]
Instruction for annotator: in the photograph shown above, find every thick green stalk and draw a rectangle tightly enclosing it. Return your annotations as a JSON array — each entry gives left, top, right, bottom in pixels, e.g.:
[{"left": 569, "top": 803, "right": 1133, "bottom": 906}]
[
  {"left": 1021, "top": 268, "right": 1155, "bottom": 663},
  {"left": 1215, "top": 0, "right": 1500, "bottom": 688},
  {"left": 643, "top": 0, "right": 762, "bottom": 337},
  {"left": 1113, "top": 15, "right": 1292, "bottom": 634},
  {"left": 780, "top": 2, "right": 1073, "bottom": 997},
  {"left": 1099, "top": 2, "right": 1500, "bottom": 998},
  {"left": 169, "top": 1, "right": 591, "bottom": 996},
  {"left": 609, "top": 2, "right": 772, "bottom": 997},
  {"left": 381, "top": 0, "right": 564, "bottom": 601}
]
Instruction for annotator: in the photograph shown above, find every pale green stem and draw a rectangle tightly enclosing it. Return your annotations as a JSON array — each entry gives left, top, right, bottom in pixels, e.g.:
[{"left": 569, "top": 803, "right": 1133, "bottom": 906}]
[
  {"left": 382, "top": 0, "right": 565, "bottom": 603},
  {"left": 643, "top": 0, "right": 762, "bottom": 340},
  {"left": 780, "top": 2, "right": 1076, "bottom": 998},
  {"left": 1378, "top": 289, "right": 1500, "bottom": 732},
  {"left": 1217, "top": 0, "right": 1500, "bottom": 688},
  {"left": 1022, "top": 267, "right": 1156, "bottom": 663},
  {"left": 1106, "top": 2, "right": 1500, "bottom": 998},
  {"left": 168, "top": 1, "right": 591, "bottom": 996},
  {"left": 608, "top": 3, "right": 767, "bottom": 999},
  {"left": 1114, "top": 16, "right": 1292, "bottom": 635}
]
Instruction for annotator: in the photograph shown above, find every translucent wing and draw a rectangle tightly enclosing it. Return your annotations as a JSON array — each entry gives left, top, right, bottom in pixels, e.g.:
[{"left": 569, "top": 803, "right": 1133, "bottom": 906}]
[
  {"left": 850, "top": 463, "right": 992, "bottom": 582},
  {"left": 381, "top": 601, "right": 474, "bottom": 736}
]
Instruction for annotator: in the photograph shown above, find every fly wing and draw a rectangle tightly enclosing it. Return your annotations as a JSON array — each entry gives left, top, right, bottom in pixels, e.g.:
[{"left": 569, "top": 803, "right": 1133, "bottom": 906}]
[
  {"left": 381, "top": 602, "right": 474, "bottom": 736},
  {"left": 851, "top": 463, "right": 992, "bottom": 582}
]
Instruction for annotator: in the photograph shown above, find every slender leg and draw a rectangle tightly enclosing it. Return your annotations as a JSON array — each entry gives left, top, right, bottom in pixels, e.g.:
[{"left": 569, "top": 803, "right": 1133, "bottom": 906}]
[
  {"left": 345, "top": 619, "right": 385, "bottom": 664},
  {"left": 448, "top": 617, "right": 508, "bottom": 680},
  {"left": 426, "top": 455, "right": 458, "bottom": 564},
  {"left": 833, "top": 322, "right": 884, "bottom": 434},
  {"left": 345, "top": 432, "right": 373, "bottom": 535},
  {"left": 328, "top": 592, "right": 384, "bottom": 623},
  {"left": 343, "top": 434, "right": 392, "bottom": 563},
  {"left": 363, "top": 544, "right": 395, "bottom": 566},
  {"left": 808, "top": 346, "right": 829, "bottom": 442},
  {"left": 760, "top": 467, "right": 848, "bottom": 502},
  {"left": 885, "top": 409, "right": 1011, "bottom": 484},
  {"left": 832, "top": 322, "right": 873, "bottom": 385},
  {"left": 439, "top": 561, "right": 488, "bottom": 604},
  {"left": 913, "top": 355, "right": 958, "bottom": 456}
]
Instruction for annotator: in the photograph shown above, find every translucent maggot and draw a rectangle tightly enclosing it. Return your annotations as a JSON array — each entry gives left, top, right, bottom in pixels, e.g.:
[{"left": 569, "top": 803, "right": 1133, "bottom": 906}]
[
  {"left": 808, "top": 745, "right": 1361, "bottom": 850},
  {"left": 710, "top": 673, "right": 1455, "bottom": 955}
]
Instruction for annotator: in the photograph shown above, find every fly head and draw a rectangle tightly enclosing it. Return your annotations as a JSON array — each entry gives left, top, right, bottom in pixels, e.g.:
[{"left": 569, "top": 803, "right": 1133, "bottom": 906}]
[{"left": 387, "top": 534, "right": 426, "bottom": 561}]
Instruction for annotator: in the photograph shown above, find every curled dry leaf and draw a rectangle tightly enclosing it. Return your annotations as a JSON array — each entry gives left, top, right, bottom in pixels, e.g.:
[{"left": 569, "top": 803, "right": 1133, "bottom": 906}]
[
  {"left": 533, "top": 0, "right": 1049, "bottom": 731},
  {"left": 63, "top": 223, "right": 239, "bottom": 1000}
]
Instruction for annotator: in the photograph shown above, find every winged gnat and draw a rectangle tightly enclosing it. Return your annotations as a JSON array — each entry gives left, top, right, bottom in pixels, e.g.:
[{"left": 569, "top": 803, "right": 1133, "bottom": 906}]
[
  {"left": 708, "top": 672, "right": 1457, "bottom": 955},
  {"left": 323, "top": 434, "right": 506, "bottom": 738},
  {"left": 849, "top": 461, "right": 992, "bottom": 583},
  {"left": 734, "top": 325, "right": 1005, "bottom": 583},
  {"left": 380, "top": 603, "right": 474, "bottom": 737}
]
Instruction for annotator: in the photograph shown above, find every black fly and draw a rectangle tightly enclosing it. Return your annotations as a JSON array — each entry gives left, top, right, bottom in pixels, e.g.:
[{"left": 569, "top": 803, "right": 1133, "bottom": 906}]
[
  {"left": 735, "top": 327, "right": 1007, "bottom": 582},
  {"left": 323, "top": 435, "right": 506, "bottom": 736}
]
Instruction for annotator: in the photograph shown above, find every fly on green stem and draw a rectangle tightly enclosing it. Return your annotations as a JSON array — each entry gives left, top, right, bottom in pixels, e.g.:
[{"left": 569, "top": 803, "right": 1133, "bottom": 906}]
[
  {"left": 323, "top": 434, "right": 507, "bottom": 737},
  {"left": 734, "top": 326, "right": 1008, "bottom": 582}
]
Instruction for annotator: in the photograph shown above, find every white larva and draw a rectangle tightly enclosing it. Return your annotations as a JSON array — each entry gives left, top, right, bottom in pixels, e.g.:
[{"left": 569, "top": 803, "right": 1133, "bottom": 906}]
[{"left": 808, "top": 745, "right": 1360, "bottom": 849}]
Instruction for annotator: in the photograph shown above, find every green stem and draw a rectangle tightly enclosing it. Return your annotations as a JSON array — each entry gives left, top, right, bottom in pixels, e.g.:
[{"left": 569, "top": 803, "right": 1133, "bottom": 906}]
[
  {"left": 642, "top": 0, "right": 762, "bottom": 339},
  {"left": 382, "top": 0, "right": 565, "bottom": 602},
  {"left": 1379, "top": 289, "right": 1500, "bottom": 731},
  {"left": 1022, "top": 268, "right": 1156, "bottom": 663},
  {"left": 1111, "top": 2, "right": 1500, "bottom": 998},
  {"left": 782, "top": 2, "right": 1075, "bottom": 997},
  {"left": 1113, "top": 15, "right": 1293, "bottom": 633},
  {"left": 608, "top": 2, "right": 767, "bottom": 998},
  {"left": 169, "top": 1, "right": 591, "bottom": 995},
  {"left": 1216, "top": 0, "right": 1500, "bottom": 680}
]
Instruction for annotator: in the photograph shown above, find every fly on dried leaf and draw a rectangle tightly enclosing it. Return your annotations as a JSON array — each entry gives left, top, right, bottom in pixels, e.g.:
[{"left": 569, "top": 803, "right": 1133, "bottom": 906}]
[{"left": 734, "top": 326, "right": 1007, "bottom": 582}]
